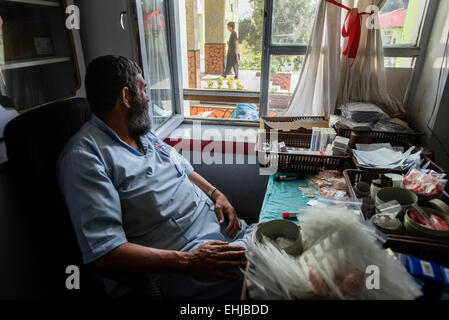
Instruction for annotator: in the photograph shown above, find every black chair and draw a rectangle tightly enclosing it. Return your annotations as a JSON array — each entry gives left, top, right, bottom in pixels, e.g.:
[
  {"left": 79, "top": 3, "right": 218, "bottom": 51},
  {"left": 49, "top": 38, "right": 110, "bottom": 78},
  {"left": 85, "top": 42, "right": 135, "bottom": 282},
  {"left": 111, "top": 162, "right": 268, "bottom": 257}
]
[{"left": 4, "top": 98, "right": 162, "bottom": 299}]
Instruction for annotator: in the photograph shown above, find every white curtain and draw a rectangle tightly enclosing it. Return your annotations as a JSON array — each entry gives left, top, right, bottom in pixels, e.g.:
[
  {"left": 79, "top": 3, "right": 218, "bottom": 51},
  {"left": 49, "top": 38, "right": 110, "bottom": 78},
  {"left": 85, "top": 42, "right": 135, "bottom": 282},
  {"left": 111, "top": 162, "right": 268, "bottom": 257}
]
[
  {"left": 142, "top": 0, "right": 174, "bottom": 126},
  {"left": 285, "top": 0, "right": 405, "bottom": 117},
  {"left": 284, "top": 1, "right": 341, "bottom": 116},
  {"left": 338, "top": 0, "right": 404, "bottom": 117}
]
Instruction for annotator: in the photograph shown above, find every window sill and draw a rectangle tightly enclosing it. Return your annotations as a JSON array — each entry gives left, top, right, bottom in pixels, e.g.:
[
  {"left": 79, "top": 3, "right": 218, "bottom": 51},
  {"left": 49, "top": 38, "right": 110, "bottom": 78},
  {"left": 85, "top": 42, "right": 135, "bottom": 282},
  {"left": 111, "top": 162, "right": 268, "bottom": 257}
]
[{"left": 164, "top": 121, "right": 259, "bottom": 155}]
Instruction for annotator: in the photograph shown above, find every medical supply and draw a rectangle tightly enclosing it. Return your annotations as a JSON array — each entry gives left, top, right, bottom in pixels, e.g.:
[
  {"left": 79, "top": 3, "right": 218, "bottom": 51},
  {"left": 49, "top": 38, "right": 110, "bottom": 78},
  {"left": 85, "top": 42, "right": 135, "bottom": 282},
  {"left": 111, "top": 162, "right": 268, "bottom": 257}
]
[
  {"left": 403, "top": 168, "right": 447, "bottom": 197},
  {"left": 441, "top": 266, "right": 449, "bottom": 287},
  {"left": 282, "top": 212, "right": 299, "bottom": 219},
  {"left": 370, "top": 175, "right": 393, "bottom": 200},
  {"left": 376, "top": 200, "right": 402, "bottom": 216},
  {"left": 298, "top": 186, "right": 318, "bottom": 199},
  {"left": 407, "top": 207, "right": 449, "bottom": 231},
  {"left": 244, "top": 207, "right": 422, "bottom": 300},
  {"left": 308, "top": 170, "right": 349, "bottom": 198},
  {"left": 310, "top": 127, "right": 337, "bottom": 152},
  {"left": 275, "top": 173, "right": 305, "bottom": 182},
  {"left": 349, "top": 126, "right": 372, "bottom": 148},
  {"left": 278, "top": 141, "right": 288, "bottom": 152},
  {"left": 405, "top": 256, "right": 442, "bottom": 282},
  {"left": 352, "top": 145, "right": 422, "bottom": 170},
  {"left": 371, "top": 214, "right": 403, "bottom": 235},
  {"left": 384, "top": 173, "right": 404, "bottom": 188},
  {"left": 340, "top": 102, "right": 389, "bottom": 123},
  {"left": 332, "top": 136, "right": 349, "bottom": 156},
  {"left": 354, "top": 182, "right": 371, "bottom": 198}
]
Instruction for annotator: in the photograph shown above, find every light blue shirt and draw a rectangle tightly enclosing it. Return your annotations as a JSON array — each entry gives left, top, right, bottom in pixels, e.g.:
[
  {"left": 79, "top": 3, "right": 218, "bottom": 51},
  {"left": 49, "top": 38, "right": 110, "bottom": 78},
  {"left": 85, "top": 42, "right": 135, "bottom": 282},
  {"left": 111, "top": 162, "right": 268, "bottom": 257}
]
[{"left": 57, "top": 116, "right": 253, "bottom": 285}]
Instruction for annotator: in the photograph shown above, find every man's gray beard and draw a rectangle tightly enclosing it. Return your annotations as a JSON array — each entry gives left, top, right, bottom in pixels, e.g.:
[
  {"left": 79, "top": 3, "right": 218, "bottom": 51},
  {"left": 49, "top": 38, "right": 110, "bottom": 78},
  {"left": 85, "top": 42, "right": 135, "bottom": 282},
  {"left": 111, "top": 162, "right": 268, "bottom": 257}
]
[{"left": 127, "top": 96, "right": 152, "bottom": 138}]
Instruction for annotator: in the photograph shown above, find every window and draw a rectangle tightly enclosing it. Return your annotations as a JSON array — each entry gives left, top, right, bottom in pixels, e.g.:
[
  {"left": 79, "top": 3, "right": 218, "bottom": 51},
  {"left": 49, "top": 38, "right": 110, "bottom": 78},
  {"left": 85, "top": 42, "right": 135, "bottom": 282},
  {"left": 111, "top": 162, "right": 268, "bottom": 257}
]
[
  {"left": 268, "top": 55, "right": 302, "bottom": 116},
  {"left": 380, "top": 0, "right": 432, "bottom": 68},
  {"left": 179, "top": 0, "right": 264, "bottom": 120},
  {"left": 261, "top": 0, "right": 320, "bottom": 117},
  {"left": 271, "top": 0, "right": 319, "bottom": 45},
  {"left": 383, "top": 30, "right": 393, "bottom": 45},
  {"left": 136, "top": 0, "right": 437, "bottom": 125},
  {"left": 139, "top": 0, "right": 177, "bottom": 130}
]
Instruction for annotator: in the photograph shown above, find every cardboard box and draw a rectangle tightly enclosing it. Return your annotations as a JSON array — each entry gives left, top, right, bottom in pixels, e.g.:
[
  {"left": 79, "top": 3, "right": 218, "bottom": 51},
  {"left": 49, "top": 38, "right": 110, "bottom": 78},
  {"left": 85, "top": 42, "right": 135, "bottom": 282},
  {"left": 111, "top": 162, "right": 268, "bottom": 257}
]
[
  {"left": 441, "top": 266, "right": 449, "bottom": 287},
  {"left": 405, "top": 256, "right": 442, "bottom": 282}
]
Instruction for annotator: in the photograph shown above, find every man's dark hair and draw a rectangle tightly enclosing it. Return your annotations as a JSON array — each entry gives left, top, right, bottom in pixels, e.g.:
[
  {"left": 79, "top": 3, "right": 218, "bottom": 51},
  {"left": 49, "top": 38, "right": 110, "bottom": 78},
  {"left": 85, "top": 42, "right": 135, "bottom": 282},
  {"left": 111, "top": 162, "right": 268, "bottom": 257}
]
[
  {"left": 227, "top": 21, "right": 235, "bottom": 30},
  {"left": 85, "top": 55, "right": 142, "bottom": 113}
]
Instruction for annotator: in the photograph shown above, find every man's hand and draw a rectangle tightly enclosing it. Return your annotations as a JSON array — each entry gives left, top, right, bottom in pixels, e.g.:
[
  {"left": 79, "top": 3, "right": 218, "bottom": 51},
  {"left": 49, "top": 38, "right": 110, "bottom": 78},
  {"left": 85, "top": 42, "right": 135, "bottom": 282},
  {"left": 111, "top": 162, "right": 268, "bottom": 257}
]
[
  {"left": 186, "top": 241, "right": 246, "bottom": 280},
  {"left": 212, "top": 190, "right": 242, "bottom": 238}
]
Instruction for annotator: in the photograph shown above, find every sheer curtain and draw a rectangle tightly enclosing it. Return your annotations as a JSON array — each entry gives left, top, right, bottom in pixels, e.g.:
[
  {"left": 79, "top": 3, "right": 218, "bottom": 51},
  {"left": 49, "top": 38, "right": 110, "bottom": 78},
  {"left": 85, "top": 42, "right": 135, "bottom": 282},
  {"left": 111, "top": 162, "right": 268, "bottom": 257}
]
[
  {"left": 142, "top": 0, "right": 173, "bottom": 127},
  {"left": 338, "top": 0, "right": 404, "bottom": 117},
  {"left": 283, "top": 1, "right": 341, "bottom": 116},
  {"left": 285, "top": 0, "right": 405, "bottom": 117}
]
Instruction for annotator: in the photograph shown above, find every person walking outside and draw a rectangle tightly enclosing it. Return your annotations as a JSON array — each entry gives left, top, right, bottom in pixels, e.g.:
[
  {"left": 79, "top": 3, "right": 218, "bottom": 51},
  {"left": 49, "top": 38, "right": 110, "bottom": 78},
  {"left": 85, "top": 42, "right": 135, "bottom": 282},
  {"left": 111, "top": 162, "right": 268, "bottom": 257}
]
[{"left": 222, "top": 21, "right": 240, "bottom": 80}]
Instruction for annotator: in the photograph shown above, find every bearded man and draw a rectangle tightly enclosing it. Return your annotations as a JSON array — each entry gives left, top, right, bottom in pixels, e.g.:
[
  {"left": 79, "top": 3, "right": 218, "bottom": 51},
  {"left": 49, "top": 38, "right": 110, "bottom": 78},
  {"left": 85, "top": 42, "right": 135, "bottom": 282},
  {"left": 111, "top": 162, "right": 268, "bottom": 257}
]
[{"left": 57, "top": 55, "right": 253, "bottom": 299}]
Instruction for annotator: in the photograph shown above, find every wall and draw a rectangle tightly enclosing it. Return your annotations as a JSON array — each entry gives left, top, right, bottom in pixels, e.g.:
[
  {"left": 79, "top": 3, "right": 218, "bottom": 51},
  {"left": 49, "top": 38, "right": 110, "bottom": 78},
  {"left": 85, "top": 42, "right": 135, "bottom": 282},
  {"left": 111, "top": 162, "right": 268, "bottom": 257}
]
[
  {"left": 75, "top": 0, "right": 139, "bottom": 67},
  {"left": 406, "top": 0, "right": 449, "bottom": 171}
]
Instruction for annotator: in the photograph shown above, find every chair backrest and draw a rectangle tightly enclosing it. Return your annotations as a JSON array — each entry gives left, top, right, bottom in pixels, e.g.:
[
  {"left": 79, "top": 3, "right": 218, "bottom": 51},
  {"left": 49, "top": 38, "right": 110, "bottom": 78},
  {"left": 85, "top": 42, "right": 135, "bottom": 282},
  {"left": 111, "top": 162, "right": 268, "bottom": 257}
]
[{"left": 4, "top": 98, "right": 92, "bottom": 263}]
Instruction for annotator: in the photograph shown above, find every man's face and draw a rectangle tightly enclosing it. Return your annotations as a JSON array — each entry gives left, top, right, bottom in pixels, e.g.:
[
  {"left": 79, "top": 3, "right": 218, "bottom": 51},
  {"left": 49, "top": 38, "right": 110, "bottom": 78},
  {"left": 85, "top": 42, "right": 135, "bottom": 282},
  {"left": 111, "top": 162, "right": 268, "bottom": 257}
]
[
  {"left": 227, "top": 26, "right": 233, "bottom": 32},
  {"left": 126, "top": 74, "right": 152, "bottom": 138}
]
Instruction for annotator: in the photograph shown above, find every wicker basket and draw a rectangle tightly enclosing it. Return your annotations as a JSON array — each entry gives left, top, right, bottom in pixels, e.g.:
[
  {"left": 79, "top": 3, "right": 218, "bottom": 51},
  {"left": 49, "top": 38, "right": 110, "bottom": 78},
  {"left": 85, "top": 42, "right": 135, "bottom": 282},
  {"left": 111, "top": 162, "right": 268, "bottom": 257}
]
[
  {"left": 343, "top": 169, "right": 449, "bottom": 266},
  {"left": 343, "top": 169, "right": 449, "bottom": 201},
  {"left": 257, "top": 132, "right": 349, "bottom": 173},
  {"left": 334, "top": 123, "right": 424, "bottom": 145}
]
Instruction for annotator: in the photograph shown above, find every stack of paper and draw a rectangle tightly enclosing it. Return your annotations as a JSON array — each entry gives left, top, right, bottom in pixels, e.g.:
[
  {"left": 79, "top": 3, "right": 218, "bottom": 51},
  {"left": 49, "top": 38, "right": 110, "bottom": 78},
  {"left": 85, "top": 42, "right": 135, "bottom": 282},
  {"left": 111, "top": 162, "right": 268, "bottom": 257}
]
[
  {"left": 332, "top": 136, "right": 349, "bottom": 156},
  {"left": 352, "top": 144, "right": 422, "bottom": 170}
]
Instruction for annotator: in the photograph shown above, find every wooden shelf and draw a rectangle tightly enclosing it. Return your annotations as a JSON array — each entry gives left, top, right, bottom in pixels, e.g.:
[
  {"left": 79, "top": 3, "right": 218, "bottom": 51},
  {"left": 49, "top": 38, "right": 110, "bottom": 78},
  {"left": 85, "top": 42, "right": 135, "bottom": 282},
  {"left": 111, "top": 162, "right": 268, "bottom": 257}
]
[
  {"left": 0, "top": 56, "right": 71, "bottom": 70},
  {"left": 1, "top": 0, "right": 60, "bottom": 7}
]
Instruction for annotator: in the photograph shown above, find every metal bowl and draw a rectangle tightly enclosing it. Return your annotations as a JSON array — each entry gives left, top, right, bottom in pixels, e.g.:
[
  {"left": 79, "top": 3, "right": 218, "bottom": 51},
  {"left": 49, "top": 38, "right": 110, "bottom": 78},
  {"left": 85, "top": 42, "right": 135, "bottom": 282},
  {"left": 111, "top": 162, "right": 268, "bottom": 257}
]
[
  {"left": 255, "top": 220, "right": 303, "bottom": 256},
  {"left": 376, "top": 187, "right": 418, "bottom": 220},
  {"left": 404, "top": 207, "right": 449, "bottom": 240}
]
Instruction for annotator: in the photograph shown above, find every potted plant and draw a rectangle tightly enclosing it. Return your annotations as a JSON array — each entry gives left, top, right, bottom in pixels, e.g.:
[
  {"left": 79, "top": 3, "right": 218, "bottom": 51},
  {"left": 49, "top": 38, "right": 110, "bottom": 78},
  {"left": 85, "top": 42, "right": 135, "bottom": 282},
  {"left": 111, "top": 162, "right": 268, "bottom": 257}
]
[
  {"left": 217, "top": 76, "right": 224, "bottom": 89},
  {"left": 207, "top": 79, "right": 214, "bottom": 89},
  {"left": 227, "top": 75, "right": 235, "bottom": 89}
]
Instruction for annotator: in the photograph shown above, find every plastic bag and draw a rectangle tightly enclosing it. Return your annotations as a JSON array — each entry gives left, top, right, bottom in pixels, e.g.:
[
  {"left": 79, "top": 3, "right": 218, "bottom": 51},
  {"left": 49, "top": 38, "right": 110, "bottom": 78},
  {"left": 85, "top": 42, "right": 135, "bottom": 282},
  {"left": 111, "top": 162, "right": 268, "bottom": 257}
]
[
  {"left": 311, "top": 196, "right": 362, "bottom": 212},
  {"left": 403, "top": 168, "right": 447, "bottom": 196},
  {"left": 307, "top": 170, "right": 349, "bottom": 198},
  {"left": 333, "top": 116, "right": 374, "bottom": 129},
  {"left": 377, "top": 200, "right": 402, "bottom": 215},
  {"left": 230, "top": 103, "right": 259, "bottom": 120},
  {"left": 339, "top": 102, "right": 390, "bottom": 123},
  {"left": 243, "top": 209, "right": 422, "bottom": 300},
  {"left": 373, "top": 119, "right": 414, "bottom": 133}
]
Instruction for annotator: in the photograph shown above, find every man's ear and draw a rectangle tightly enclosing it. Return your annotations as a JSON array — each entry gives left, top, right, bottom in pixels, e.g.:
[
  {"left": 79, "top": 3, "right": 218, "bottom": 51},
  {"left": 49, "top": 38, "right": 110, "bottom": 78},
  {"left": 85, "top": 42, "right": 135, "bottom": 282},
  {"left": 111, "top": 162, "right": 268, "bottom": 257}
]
[{"left": 119, "top": 86, "right": 132, "bottom": 110}]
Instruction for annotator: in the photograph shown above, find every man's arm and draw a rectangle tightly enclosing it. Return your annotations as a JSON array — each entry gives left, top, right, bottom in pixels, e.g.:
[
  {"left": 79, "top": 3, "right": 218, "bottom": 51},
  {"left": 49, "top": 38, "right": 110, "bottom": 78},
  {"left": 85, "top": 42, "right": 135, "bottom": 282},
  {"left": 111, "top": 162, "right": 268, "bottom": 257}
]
[
  {"left": 59, "top": 145, "right": 246, "bottom": 280},
  {"left": 188, "top": 171, "right": 242, "bottom": 238},
  {"left": 92, "top": 241, "right": 246, "bottom": 280}
]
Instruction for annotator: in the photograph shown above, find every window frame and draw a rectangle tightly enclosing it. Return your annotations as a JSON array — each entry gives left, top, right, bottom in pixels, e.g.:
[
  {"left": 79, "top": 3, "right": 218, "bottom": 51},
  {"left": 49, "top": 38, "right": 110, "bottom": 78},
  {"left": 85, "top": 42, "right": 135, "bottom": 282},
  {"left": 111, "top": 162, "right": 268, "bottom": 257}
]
[
  {"left": 260, "top": 0, "right": 439, "bottom": 118},
  {"left": 135, "top": 0, "right": 184, "bottom": 139},
  {"left": 140, "top": 0, "right": 439, "bottom": 127}
]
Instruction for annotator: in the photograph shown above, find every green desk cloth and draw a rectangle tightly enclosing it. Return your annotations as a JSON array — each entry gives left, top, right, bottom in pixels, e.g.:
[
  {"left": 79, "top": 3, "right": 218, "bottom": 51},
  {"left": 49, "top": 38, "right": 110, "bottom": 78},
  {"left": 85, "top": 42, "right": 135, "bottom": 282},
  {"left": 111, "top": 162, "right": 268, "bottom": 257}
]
[{"left": 258, "top": 173, "right": 318, "bottom": 223}]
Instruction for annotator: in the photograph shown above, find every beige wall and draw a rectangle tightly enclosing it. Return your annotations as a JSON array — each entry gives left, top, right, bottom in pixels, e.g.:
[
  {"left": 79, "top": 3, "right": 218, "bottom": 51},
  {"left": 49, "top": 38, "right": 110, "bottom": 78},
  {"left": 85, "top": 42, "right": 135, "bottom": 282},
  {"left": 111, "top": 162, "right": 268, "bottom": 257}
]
[
  {"left": 205, "top": 0, "right": 226, "bottom": 44},
  {"left": 406, "top": 0, "right": 449, "bottom": 171}
]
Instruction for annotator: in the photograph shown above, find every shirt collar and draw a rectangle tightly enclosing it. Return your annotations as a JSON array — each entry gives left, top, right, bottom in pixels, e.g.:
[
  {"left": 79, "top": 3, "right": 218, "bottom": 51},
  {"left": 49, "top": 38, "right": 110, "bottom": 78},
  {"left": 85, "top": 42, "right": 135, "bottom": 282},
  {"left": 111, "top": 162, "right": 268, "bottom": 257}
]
[{"left": 91, "top": 114, "right": 147, "bottom": 156}]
